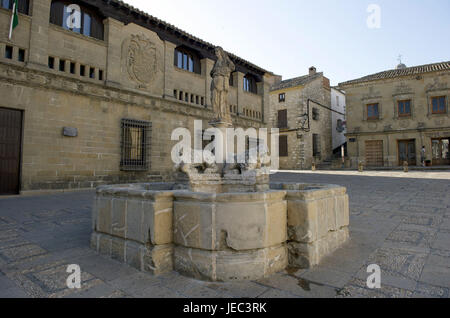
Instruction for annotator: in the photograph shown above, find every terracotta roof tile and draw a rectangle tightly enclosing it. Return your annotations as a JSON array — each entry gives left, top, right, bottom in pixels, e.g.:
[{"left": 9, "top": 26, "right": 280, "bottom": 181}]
[
  {"left": 271, "top": 72, "right": 323, "bottom": 91},
  {"left": 108, "top": 0, "right": 271, "bottom": 74},
  {"left": 339, "top": 61, "right": 450, "bottom": 86}
]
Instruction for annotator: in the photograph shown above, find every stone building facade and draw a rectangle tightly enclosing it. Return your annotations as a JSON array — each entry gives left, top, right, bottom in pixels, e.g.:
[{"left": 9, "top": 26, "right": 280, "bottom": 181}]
[
  {"left": 269, "top": 67, "right": 332, "bottom": 170},
  {"left": 331, "top": 87, "right": 346, "bottom": 151},
  {"left": 0, "top": 0, "right": 276, "bottom": 195},
  {"left": 340, "top": 61, "right": 450, "bottom": 168}
]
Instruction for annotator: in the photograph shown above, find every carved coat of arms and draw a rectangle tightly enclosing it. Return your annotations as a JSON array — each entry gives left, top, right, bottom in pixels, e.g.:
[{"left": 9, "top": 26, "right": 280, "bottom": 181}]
[{"left": 125, "top": 34, "right": 157, "bottom": 85}]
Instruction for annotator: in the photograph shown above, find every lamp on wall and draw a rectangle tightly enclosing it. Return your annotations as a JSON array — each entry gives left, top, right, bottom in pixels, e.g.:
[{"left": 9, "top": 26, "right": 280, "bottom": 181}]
[{"left": 298, "top": 113, "right": 310, "bottom": 132}]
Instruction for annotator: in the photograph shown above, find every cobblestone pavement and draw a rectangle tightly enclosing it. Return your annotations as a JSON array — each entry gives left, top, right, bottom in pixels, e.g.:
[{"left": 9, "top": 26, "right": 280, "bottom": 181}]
[{"left": 0, "top": 171, "right": 449, "bottom": 298}]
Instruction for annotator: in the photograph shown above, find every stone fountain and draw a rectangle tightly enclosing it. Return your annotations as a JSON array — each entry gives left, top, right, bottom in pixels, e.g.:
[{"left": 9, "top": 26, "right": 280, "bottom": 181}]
[{"left": 91, "top": 48, "right": 350, "bottom": 282}]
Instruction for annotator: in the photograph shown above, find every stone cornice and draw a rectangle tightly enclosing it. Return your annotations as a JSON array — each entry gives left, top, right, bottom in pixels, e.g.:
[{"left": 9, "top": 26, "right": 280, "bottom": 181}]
[
  {"left": 346, "top": 126, "right": 450, "bottom": 137},
  {"left": 0, "top": 61, "right": 263, "bottom": 127}
]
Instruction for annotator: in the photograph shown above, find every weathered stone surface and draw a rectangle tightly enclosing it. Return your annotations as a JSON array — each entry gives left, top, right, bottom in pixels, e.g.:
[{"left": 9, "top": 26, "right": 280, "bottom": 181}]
[
  {"left": 342, "top": 64, "right": 450, "bottom": 169},
  {"left": 286, "top": 184, "right": 348, "bottom": 243},
  {"left": 288, "top": 227, "right": 349, "bottom": 268},
  {"left": 92, "top": 182, "right": 349, "bottom": 280},
  {"left": 174, "top": 191, "right": 287, "bottom": 251},
  {"left": 283, "top": 183, "right": 350, "bottom": 269},
  {"left": 174, "top": 244, "right": 287, "bottom": 282},
  {"left": 94, "top": 185, "right": 174, "bottom": 245},
  {"left": 91, "top": 232, "right": 173, "bottom": 275}
]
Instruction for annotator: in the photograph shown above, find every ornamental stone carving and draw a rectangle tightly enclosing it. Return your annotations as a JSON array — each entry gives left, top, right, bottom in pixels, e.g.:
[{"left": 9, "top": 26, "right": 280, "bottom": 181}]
[
  {"left": 125, "top": 34, "right": 157, "bottom": 86},
  {"left": 210, "top": 47, "right": 235, "bottom": 125}
]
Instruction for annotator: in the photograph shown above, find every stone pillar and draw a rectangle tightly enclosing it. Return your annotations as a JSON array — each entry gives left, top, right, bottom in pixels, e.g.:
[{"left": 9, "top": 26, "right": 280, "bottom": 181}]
[
  {"left": 259, "top": 76, "right": 271, "bottom": 124},
  {"left": 104, "top": 18, "right": 124, "bottom": 87},
  {"left": 202, "top": 58, "right": 215, "bottom": 108},
  {"left": 75, "top": 62, "right": 81, "bottom": 76},
  {"left": 27, "top": 0, "right": 51, "bottom": 70},
  {"left": 163, "top": 41, "right": 177, "bottom": 99},
  {"left": 236, "top": 72, "right": 244, "bottom": 115}
]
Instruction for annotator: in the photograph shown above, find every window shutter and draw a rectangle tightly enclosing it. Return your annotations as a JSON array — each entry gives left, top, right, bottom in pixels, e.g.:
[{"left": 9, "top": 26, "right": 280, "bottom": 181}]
[
  {"left": 313, "top": 134, "right": 321, "bottom": 157},
  {"left": 278, "top": 109, "right": 287, "bottom": 128},
  {"left": 279, "top": 135, "right": 288, "bottom": 157}
]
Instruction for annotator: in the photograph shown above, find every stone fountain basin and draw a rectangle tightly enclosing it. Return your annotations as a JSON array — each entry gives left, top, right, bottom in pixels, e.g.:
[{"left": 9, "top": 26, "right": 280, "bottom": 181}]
[
  {"left": 173, "top": 190, "right": 287, "bottom": 281},
  {"left": 91, "top": 182, "right": 349, "bottom": 282}
]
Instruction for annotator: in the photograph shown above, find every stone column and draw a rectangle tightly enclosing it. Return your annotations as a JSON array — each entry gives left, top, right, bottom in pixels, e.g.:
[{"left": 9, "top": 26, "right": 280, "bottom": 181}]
[
  {"left": 163, "top": 41, "right": 176, "bottom": 99},
  {"left": 202, "top": 58, "right": 214, "bottom": 108},
  {"left": 27, "top": 0, "right": 51, "bottom": 71},
  {"left": 259, "top": 76, "right": 271, "bottom": 124},
  {"left": 104, "top": 18, "right": 124, "bottom": 87}
]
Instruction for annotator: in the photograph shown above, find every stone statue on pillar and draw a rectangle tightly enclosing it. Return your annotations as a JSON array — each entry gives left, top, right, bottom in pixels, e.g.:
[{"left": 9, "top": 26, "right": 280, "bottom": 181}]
[{"left": 210, "top": 47, "right": 235, "bottom": 126}]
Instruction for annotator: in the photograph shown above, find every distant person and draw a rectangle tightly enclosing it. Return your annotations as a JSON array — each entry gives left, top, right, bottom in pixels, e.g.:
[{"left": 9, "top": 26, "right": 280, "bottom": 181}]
[{"left": 421, "top": 146, "right": 426, "bottom": 167}]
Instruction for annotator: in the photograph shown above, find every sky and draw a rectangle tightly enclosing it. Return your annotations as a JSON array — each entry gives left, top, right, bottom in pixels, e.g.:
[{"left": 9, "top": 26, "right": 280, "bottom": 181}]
[{"left": 124, "top": 0, "right": 450, "bottom": 86}]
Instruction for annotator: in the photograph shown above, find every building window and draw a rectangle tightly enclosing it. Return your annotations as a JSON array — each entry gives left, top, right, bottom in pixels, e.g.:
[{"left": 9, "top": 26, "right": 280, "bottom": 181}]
[
  {"left": 398, "top": 100, "right": 411, "bottom": 117},
  {"left": 277, "top": 109, "right": 288, "bottom": 129},
  {"left": 229, "top": 72, "right": 234, "bottom": 86},
  {"left": 279, "top": 93, "right": 286, "bottom": 103},
  {"left": 1, "top": 0, "right": 29, "bottom": 15},
  {"left": 243, "top": 74, "right": 257, "bottom": 94},
  {"left": 50, "top": 1, "right": 104, "bottom": 40},
  {"left": 431, "top": 96, "right": 446, "bottom": 114},
  {"left": 367, "top": 103, "right": 379, "bottom": 120},
  {"left": 313, "top": 134, "right": 321, "bottom": 158},
  {"left": 59, "top": 59, "right": 66, "bottom": 72},
  {"left": 80, "top": 64, "right": 85, "bottom": 76},
  {"left": 18, "top": 48, "right": 25, "bottom": 62},
  {"left": 4, "top": 45, "right": 12, "bottom": 59},
  {"left": 120, "top": 119, "right": 151, "bottom": 171},
  {"left": 279, "top": 135, "right": 288, "bottom": 157},
  {"left": 69, "top": 62, "right": 75, "bottom": 74},
  {"left": 174, "top": 47, "right": 201, "bottom": 74},
  {"left": 48, "top": 56, "right": 55, "bottom": 69},
  {"left": 312, "top": 108, "right": 320, "bottom": 121}
]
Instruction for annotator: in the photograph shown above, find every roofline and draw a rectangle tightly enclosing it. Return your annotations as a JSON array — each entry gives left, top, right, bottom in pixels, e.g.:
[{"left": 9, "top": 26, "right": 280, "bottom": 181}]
[
  {"left": 339, "top": 61, "right": 450, "bottom": 87},
  {"left": 270, "top": 72, "right": 324, "bottom": 92},
  {"left": 86, "top": 0, "right": 271, "bottom": 76}
]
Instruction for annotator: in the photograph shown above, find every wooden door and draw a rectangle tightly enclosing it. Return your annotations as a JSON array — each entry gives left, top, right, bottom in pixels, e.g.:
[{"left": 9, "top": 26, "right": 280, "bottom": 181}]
[
  {"left": 398, "top": 140, "right": 416, "bottom": 166},
  {"left": 365, "top": 140, "right": 384, "bottom": 167},
  {"left": 0, "top": 108, "right": 22, "bottom": 195}
]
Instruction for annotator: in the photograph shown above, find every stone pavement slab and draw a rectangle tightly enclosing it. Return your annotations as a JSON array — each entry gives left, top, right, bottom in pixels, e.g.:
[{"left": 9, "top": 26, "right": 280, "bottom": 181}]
[{"left": 0, "top": 170, "right": 449, "bottom": 298}]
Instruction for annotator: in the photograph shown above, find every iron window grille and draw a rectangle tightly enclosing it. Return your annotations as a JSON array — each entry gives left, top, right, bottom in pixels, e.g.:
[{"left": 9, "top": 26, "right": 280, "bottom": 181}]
[{"left": 120, "top": 119, "right": 151, "bottom": 171}]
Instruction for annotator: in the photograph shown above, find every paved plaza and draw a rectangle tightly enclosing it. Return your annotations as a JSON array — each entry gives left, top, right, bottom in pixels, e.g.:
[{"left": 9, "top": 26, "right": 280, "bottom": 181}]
[{"left": 0, "top": 171, "right": 449, "bottom": 298}]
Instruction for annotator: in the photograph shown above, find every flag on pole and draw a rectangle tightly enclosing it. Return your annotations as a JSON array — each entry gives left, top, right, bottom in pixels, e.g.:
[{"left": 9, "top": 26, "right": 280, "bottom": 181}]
[{"left": 9, "top": 0, "right": 19, "bottom": 40}]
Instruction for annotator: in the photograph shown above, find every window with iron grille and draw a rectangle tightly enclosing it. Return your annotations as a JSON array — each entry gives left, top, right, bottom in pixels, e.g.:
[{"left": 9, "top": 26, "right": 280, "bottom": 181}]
[{"left": 120, "top": 119, "right": 151, "bottom": 171}]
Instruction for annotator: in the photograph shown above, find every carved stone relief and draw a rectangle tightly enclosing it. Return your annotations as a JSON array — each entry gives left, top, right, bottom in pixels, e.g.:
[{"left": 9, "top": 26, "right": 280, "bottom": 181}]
[
  {"left": 124, "top": 34, "right": 157, "bottom": 87},
  {"left": 393, "top": 82, "right": 413, "bottom": 95},
  {"left": 362, "top": 86, "right": 381, "bottom": 100},
  {"left": 426, "top": 76, "right": 447, "bottom": 92}
]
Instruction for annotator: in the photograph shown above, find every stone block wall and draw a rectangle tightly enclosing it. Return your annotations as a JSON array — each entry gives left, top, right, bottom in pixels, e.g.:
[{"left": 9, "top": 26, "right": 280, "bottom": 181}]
[
  {"left": 173, "top": 191, "right": 288, "bottom": 281},
  {"left": 91, "top": 183, "right": 177, "bottom": 275},
  {"left": 343, "top": 70, "right": 450, "bottom": 167},
  {"left": 91, "top": 182, "right": 350, "bottom": 281},
  {"left": 269, "top": 75, "right": 333, "bottom": 170},
  {"left": 0, "top": 0, "right": 274, "bottom": 193},
  {"left": 282, "top": 184, "right": 349, "bottom": 268}
]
